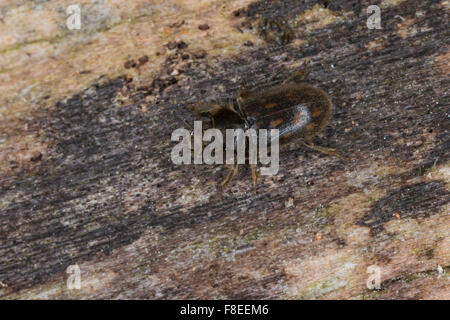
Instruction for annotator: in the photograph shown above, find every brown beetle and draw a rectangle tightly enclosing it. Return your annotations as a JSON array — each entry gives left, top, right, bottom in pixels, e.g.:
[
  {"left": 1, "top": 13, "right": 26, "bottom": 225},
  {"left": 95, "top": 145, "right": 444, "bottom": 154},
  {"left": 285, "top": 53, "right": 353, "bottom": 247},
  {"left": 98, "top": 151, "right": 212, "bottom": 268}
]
[{"left": 192, "top": 71, "right": 342, "bottom": 187}]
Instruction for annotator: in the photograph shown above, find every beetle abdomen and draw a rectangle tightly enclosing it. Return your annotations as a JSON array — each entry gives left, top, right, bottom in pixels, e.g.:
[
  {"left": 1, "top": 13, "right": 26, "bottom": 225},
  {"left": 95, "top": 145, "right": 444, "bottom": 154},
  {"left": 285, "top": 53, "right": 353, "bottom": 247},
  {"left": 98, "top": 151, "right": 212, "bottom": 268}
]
[
  {"left": 241, "top": 82, "right": 332, "bottom": 142},
  {"left": 251, "top": 104, "right": 312, "bottom": 142}
]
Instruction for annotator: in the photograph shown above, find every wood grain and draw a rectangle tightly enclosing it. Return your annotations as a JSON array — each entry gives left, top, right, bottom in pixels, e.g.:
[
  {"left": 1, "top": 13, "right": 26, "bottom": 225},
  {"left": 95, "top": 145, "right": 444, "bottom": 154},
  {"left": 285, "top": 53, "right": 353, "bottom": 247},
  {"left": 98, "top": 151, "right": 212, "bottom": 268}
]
[{"left": 0, "top": 0, "right": 449, "bottom": 299}]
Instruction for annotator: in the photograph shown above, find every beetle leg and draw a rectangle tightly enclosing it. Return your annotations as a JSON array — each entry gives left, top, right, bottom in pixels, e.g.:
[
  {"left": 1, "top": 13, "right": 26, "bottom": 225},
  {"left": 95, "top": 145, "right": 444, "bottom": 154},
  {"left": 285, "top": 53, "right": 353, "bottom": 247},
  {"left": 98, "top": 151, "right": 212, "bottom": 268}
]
[
  {"left": 302, "top": 141, "right": 347, "bottom": 161},
  {"left": 235, "top": 82, "right": 250, "bottom": 117},
  {"left": 221, "top": 163, "right": 239, "bottom": 187},
  {"left": 250, "top": 164, "right": 260, "bottom": 187}
]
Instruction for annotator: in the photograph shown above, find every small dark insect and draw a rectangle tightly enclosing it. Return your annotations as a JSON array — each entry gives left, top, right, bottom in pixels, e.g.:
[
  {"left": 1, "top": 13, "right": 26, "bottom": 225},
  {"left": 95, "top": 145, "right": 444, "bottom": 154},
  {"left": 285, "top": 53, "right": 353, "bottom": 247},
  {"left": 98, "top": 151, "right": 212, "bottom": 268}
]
[
  {"left": 257, "top": 16, "right": 293, "bottom": 45},
  {"left": 124, "top": 59, "right": 137, "bottom": 69},
  {"left": 191, "top": 70, "right": 343, "bottom": 187},
  {"left": 198, "top": 24, "right": 210, "bottom": 31},
  {"left": 138, "top": 55, "right": 149, "bottom": 65}
]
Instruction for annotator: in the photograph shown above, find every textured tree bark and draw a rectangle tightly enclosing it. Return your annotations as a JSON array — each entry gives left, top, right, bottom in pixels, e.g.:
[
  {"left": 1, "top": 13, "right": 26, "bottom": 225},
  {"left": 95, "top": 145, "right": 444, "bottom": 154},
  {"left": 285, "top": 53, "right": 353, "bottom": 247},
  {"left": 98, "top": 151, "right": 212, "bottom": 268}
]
[{"left": 0, "top": 0, "right": 449, "bottom": 299}]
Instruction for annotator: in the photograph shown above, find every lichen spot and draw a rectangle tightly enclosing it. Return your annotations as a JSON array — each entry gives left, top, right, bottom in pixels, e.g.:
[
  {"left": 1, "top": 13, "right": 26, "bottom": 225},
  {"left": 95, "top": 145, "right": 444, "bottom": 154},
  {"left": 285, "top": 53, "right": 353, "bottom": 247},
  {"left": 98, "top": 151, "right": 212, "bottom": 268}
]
[{"left": 270, "top": 119, "right": 284, "bottom": 128}]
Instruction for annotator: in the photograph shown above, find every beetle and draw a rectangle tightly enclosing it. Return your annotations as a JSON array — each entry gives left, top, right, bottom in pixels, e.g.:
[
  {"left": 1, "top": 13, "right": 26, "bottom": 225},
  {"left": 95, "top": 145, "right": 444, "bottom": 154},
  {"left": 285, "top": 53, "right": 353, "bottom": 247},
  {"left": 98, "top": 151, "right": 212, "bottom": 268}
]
[{"left": 191, "top": 70, "right": 342, "bottom": 187}]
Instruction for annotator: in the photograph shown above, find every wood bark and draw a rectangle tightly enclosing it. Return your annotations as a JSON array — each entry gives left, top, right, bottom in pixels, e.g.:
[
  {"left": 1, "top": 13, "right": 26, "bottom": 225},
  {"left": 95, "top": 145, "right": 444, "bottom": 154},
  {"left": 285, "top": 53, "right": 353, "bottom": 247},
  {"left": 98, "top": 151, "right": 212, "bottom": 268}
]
[{"left": 0, "top": 0, "right": 449, "bottom": 299}]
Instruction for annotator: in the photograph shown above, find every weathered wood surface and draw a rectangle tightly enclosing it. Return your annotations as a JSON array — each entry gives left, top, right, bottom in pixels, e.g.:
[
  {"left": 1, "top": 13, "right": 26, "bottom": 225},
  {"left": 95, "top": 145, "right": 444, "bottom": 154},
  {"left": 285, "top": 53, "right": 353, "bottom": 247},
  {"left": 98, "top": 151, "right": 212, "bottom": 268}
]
[{"left": 0, "top": 0, "right": 449, "bottom": 299}]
